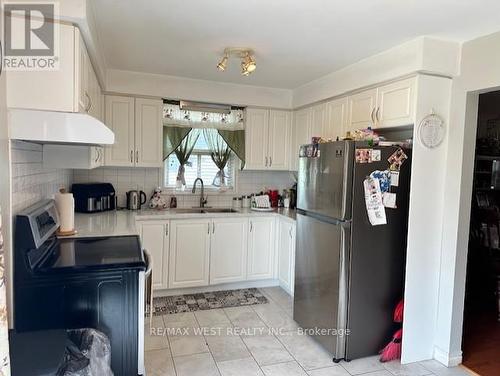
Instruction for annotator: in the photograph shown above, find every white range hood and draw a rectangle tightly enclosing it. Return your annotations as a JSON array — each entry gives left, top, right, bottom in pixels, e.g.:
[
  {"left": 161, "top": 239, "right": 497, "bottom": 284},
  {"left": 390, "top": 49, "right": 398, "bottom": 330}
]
[{"left": 8, "top": 108, "right": 115, "bottom": 146}]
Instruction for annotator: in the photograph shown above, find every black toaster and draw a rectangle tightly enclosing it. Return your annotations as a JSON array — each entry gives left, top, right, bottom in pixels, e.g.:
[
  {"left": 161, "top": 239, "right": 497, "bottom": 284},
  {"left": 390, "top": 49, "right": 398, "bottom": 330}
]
[{"left": 71, "top": 183, "right": 116, "bottom": 213}]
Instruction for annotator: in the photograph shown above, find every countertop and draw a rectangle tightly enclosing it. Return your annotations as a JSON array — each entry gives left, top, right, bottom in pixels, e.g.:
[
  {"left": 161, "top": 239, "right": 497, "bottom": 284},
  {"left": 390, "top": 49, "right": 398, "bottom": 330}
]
[{"left": 66, "top": 207, "right": 296, "bottom": 238}]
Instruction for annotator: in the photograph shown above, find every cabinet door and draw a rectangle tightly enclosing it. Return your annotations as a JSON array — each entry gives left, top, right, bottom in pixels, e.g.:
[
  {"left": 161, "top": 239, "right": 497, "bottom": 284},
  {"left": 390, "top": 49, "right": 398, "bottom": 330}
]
[
  {"left": 245, "top": 108, "right": 269, "bottom": 170},
  {"left": 325, "top": 97, "right": 348, "bottom": 140},
  {"left": 140, "top": 222, "right": 169, "bottom": 290},
  {"left": 347, "top": 88, "right": 377, "bottom": 131},
  {"left": 7, "top": 24, "right": 78, "bottom": 112},
  {"left": 169, "top": 220, "right": 211, "bottom": 288},
  {"left": 104, "top": 95, "right": 135, "bottom": 166},
  {"left": 376, "top": 78, "right": 415, "bottom": 128},
  {"left": 210, "top": 218, "right": 248, "bottom": 285},
  {"left": 278, "top": 220, "right": 296, "bottom": 295},
  {"left": 268, "top": 110, "right": 291, "bottom": 170},
  {"left": 247, "top": 217, "right": 275, "bottom": 280},
  {"left": 135, "top": 98, "right": 163, "bottom": 167},
  {"left": 290, "top": 108, "right": 312, "bottom": 171},
  {"left": 310, "top": 103, "right": 327, "bottom": 138}
]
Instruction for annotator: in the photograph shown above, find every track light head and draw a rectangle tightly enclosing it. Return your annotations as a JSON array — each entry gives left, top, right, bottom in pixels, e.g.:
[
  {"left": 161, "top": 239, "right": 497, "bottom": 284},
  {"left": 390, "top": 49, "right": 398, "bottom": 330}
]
[{"left": 217, "top": 55, "right": 228, "bottom": 71}]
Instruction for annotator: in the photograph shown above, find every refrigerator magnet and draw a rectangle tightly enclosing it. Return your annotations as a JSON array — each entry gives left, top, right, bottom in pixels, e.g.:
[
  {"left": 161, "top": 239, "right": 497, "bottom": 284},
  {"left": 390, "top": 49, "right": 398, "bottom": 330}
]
[
  {"left": 390, "top": 171, "right": 400, "bottom": 187},
  {"left": 363, "top": 177, "right": 387, "bottom": 226},
  {"left": 382, "top": 192, "right": 397, "bottom": 209},
  {"left": 388, "top": 148, "right": 408, "bottom": 170},
  {"left": 356, "top": 148, "right": 372, "bottom": 163},
  {"left": 371, "top": 149, "right": 381, "bottom": 162},
  {"left": 369, "top": 170, "right": 391, "bottom": 193}
]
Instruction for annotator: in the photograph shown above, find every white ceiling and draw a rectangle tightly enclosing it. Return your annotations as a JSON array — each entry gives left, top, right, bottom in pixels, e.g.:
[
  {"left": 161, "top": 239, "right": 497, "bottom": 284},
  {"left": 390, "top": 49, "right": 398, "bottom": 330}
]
[{"left": 91, "top": 0, "right": 500, "bottom": 89}]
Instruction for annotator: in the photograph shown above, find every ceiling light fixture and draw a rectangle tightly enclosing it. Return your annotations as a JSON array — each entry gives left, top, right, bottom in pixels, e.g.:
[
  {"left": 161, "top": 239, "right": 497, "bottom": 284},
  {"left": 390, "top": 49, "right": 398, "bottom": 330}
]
[
  {"left": 217, "top": 54, "right": 228, "bottom": 71},
  {"left": 216, "top": 48, "right": 257, "bottom": 76}
]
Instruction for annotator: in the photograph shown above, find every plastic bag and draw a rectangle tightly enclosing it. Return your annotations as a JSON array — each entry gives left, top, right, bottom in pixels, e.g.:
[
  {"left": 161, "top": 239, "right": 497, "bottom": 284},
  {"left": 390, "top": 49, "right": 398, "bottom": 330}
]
[{"left": 57, "top": 329, "right": 113, "bottom": 376}]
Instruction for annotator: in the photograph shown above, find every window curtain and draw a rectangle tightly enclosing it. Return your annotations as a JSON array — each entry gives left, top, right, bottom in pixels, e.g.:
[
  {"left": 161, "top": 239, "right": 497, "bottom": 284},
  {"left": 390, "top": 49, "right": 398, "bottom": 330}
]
[
  {"left": 203, "top": 129, "right": 232, "bottom": 187},
  {"left": 163, "top": 126, "right": 192, "bottom": 160},
  {"left": 218, "top": 129, "right": 245, "bottom": 169},
  {"left": 0, "top": 206, "right": 11, "bottom": 376},
  {"left": 164, "top": 127, "right": 200, "bottom": 189}
]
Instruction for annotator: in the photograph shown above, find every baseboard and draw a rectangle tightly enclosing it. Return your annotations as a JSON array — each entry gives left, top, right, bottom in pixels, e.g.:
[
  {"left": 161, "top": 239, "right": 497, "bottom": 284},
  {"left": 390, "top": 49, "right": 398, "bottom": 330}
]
[
  {"left": 153, "top": 279, "right": 280, "bottom": 297},
  {"left": 433, "top": 346, "right": 463, "bottom": 367}
]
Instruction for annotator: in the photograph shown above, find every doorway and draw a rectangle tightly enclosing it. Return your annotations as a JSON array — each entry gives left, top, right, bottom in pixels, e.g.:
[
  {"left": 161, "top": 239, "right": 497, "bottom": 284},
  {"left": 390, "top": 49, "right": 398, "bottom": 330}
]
[{"left": 462, "top": 90, "right": 500, "bottom": 375}]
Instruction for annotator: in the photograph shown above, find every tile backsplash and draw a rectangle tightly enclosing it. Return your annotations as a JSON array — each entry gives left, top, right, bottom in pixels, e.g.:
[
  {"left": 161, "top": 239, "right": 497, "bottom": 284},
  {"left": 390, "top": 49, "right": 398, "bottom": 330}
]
[
  {"left": 11, "top": 141, "right": 73, "bottom": 214},
  {"left": 74, "top": 167, "right": 296, "bottom": 208}
]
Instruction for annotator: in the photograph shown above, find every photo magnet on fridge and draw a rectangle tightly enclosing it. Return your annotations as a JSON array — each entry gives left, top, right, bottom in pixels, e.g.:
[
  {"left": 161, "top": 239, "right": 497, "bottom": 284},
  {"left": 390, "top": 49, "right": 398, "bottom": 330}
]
[
  {"left": 388, "top": 148, "right": 408, "bottom": 171},
  {"left": 355, "top": 148, "right": 373, "bottom": 163}
]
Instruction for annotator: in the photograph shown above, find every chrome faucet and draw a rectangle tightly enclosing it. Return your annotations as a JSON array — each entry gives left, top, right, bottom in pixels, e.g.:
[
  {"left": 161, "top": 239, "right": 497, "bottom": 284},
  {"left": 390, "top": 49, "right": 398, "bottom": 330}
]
[{"left": 192, "top": 178, "right": 207, "bottom": 208}]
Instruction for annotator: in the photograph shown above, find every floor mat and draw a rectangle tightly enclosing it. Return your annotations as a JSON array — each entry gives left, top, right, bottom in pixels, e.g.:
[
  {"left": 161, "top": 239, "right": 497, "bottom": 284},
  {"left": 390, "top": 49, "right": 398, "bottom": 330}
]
[{"left": 148, "top": 288, "right": 269, "bottom": 316}]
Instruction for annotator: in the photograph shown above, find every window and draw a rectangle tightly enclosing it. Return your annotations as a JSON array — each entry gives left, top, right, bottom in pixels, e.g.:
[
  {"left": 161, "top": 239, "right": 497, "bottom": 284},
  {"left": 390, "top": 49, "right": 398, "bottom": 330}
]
[{"left": 164, "top": 132, "right": 235, "bottom": 189}]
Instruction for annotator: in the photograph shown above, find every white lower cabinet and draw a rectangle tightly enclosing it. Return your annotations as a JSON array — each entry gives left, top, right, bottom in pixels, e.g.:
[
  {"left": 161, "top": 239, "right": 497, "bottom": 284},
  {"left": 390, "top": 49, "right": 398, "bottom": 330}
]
[
  {"left": 210, "top": 218, "right": 248, "bottom": 284},
  {"left": 247, "top": 217, "right": 276, "bottom": 280},
  {"left": 277, "top": 219, "right": 296, "bottom": 295},
  {"left": 169, "top": 220, "right": 211, "bottom": 288},
  {"left": 138, "top": 221, "right": 169, "bottom": 290},
  {"left": 138, "top": 215, "right": 288, "bottom": 291}
]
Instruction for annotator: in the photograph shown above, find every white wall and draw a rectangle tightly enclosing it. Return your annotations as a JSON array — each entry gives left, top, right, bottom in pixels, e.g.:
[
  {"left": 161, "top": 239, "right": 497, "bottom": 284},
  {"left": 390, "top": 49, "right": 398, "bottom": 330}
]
[
  {"left": 106, "top": 69, "right": 293, "bottom": 109},
  {"left": 10, "top": 141, "right": 73, "bottom": 214},
  {"left": 292, "top": 37, "right": 460, "bottom": 108},
  {"left": 0, "top": 33, "right": 12, "bottom": 329},
  {"left": 401, "top": 75, "right": 453, "bottom": 363},
  {"left": 434, "top": 29, "right": 500, "bottom": 367}
]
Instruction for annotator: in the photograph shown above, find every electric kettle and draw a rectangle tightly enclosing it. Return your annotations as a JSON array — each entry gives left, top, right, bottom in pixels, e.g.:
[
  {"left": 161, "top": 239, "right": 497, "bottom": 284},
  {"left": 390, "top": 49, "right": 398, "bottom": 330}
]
[{"left": 126, "top": 190, "right": 147, "bottom": 210}]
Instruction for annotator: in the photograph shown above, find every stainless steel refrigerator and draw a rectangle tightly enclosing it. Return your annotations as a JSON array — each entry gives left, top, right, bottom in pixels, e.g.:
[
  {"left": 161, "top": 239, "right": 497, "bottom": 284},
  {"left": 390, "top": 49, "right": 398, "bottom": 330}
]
[{"left": 293, "top": 141, "right": 411, "bottom": 362}]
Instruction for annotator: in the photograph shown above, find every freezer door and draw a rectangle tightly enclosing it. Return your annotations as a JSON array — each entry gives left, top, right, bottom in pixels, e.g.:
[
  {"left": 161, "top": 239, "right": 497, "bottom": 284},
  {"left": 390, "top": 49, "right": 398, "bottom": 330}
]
[
  {"left": 297, "top": 141, "right": 354, "bottom": 220},
  {"left": 293, "top": 212, "right": 350, "bottom": 359}
]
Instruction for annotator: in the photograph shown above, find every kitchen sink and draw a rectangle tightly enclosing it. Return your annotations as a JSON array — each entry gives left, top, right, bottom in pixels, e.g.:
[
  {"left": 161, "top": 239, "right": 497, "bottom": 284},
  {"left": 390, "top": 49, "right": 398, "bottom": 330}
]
[
  {"left": 203, "top": 208, "right": 239, "bottom": 213},
  {"left": 172, "top": 208, "right": 239, "bottom": 214},
  {"left": 172, "top": 208, "right": 206, "bottom": 214}
]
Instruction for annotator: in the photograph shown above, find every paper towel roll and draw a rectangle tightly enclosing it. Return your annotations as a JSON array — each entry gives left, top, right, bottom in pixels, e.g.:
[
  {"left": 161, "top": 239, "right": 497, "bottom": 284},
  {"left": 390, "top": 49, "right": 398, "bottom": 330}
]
[{"left": 55, "top": 189, "right": 75, "bottom": 233}]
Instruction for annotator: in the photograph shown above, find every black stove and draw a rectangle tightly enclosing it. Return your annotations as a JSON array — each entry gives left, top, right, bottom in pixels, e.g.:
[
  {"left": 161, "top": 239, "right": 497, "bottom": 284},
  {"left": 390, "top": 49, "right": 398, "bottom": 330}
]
[
  {"left": 13, "top": 200, "right": 146, "bottom": 375},
  {"left": 36, "top": 236, "right": 144, "bottom": 273}
]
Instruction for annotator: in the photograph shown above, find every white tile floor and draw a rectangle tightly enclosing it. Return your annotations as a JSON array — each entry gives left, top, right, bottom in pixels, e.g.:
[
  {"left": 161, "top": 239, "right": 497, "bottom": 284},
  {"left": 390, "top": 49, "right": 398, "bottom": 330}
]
[{"left": 144, "top": 287, "right": 471, "bottom": 376}]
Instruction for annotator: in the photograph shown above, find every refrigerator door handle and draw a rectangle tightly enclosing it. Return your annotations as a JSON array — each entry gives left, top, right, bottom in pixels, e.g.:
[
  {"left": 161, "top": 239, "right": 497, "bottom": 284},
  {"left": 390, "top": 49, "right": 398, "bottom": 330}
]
[{"left": 335, "top": 224, "right": 350, "bottom": 360}]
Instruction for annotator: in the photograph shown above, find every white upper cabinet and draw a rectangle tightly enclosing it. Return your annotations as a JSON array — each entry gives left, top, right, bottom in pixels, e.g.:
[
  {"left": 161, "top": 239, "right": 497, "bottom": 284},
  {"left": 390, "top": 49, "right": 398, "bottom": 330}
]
[
  {"left": 209, "top": 218, "right": 248, "bottom": 285},
  {"left": 245, "top": 108, "right": 291, "bottom": 170},
  {"left": 375, "top": 78, "right": 415, "bottom": 128},
  {"left": 325, "top": 97, "right": 348, "bottom": 140},
  {"left": 135, "top": 98, "right": 163, "bottom": 167},
  {"left": 7, "top": 25, "right": 102, "bottom": 118},
  {"left": 247, "top": 217, "right": 276, "bottom": 280},
  {"left": 139, "top": 221, "right": 169, "bottom": 290},
  {"left": 268, "top": 110, "right": 291, "bottom": 170},
  {"left": 245, "top": 108, "right": 269, "bottom": 170},
  {"left": 310, "top": 103, "right": 327, "bottom": 138},
  {"left": 346, "top": 78, "right": 416, "bottom": 131},
  {"left": 105, "top": 95, "right": 135, "bottom": 166},
  {"left": 347, "top": 88, "right": 378, "bottom": 131},
  {"left": 169, "top": 220, "right": 211, "bottom": 288},
  {"left": 290, "top": 107, "right": 312, "bottom": 171},
  {"left": 105, "top": 96, "right": 162, "bottom": 167}
]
